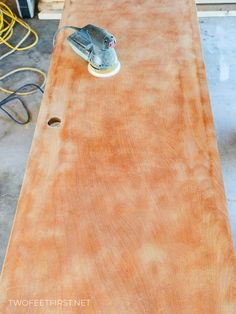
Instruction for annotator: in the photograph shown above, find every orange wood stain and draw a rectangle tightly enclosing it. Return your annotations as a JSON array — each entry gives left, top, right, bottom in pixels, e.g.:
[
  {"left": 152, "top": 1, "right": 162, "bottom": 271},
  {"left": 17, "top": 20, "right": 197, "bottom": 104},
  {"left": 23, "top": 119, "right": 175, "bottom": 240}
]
[{"left": 0, "top": 0, "right": 236, "bottom": 313}]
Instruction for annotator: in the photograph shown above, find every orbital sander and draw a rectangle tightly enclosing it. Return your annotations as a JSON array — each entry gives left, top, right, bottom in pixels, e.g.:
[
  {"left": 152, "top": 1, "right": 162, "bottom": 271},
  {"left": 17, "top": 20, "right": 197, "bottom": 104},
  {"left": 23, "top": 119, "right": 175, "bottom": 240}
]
[{"left": 67, "top": 24, "right": 120, "bottom": 78}]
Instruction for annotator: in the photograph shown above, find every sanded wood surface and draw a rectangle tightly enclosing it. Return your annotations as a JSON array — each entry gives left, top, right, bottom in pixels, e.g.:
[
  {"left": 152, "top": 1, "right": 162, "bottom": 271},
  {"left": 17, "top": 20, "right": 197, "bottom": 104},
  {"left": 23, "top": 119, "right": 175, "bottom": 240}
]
[
  {"left": 1, "top": 0, "right": 236, "bottom": 313},
  {"left": 37, "top": 1, "right": 236, "bottom": 20}
]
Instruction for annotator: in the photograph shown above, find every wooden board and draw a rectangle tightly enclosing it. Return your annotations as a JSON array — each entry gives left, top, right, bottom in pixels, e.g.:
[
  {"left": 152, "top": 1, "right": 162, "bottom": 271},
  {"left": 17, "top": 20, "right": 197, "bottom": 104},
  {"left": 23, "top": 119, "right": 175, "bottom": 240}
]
[
  {"left": 198, "top": 4, "right": 236, "bottom": 10},
  {"left": 197, "top": 3, "right": 236, "bottom": 15},
  {"left": 38, "top": 2, "right": 64, "bottom": 11},
  {"left": 37, "top": 6, "right": 236, "bottom": 20},
  {"left": 38, "top": 11, "right": 236, "bottom": 20},
  {"left": 198, "top": 10, "right": 236, "bottom": 16},
  {"left": 36, "top": 1, "right": 236, "bottom": 20},
  {"left": 196, "top": 0, "right": 236, "bottom": 3},
  {"left": 1, "top": 0, "right": 236, "bottom": 312},
  {"left": 38, "top": 10, "right": 62, "bottom": 19}
]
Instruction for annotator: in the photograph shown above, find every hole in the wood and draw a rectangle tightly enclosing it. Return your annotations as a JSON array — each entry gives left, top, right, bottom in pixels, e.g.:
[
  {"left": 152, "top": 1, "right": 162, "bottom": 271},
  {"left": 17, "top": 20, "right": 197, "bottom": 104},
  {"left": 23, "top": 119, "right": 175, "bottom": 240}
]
[{"left": 48, "top": 117, "right": 61, "bottom": 127}]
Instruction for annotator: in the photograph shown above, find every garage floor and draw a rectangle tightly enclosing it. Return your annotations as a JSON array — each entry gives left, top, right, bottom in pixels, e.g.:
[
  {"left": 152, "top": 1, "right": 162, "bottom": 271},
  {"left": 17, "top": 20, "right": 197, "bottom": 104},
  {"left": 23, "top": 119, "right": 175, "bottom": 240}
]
[{"left": 0, "top": 17, "right": 236, "bottom": 271}]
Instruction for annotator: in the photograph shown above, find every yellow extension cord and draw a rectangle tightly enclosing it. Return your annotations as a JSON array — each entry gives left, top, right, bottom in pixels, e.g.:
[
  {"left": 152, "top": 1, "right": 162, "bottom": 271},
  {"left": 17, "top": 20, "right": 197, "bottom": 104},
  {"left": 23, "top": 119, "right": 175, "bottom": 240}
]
[
  {"left": 0, "top": 2, "right": 46, "bottom": 95},
  {"left": 0, "top": 67, "right": 46, "bottom": 95}
]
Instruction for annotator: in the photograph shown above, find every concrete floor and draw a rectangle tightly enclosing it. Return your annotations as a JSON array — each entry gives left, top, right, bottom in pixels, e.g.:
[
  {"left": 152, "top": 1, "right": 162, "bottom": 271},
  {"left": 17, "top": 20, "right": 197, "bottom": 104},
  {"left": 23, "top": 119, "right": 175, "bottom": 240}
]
[
  {"left": 0, "top": 17, "right": 236, "bottom": 271},
  {"left": 199, "top": 17, "right": 236, "bottom": 249},
  {"left": 0, "top": 19, "right": 59, "bottom": 271}
]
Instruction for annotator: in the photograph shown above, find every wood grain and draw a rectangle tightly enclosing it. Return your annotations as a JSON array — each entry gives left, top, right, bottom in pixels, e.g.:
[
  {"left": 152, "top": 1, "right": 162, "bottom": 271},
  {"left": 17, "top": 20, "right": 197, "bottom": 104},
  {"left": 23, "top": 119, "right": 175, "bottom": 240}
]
[
  {"left": 38, "top": 2, "right": 64, "bottom": 11},
  {"left": 1, "top": 0, "right": 236, "bottom": 313}
]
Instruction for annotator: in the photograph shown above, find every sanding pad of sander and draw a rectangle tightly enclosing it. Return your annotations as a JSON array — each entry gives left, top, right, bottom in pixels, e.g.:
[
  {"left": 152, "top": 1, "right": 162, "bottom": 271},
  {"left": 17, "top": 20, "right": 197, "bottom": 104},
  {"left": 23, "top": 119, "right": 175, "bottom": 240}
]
[{"left": 88, "top": 61, "right": 121, "bottom": 78}]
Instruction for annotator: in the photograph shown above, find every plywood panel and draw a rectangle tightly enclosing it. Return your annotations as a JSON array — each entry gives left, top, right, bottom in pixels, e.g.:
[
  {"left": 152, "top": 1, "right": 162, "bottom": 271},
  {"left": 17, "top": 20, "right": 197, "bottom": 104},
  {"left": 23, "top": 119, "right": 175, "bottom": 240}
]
[
  {"left": 38, "top": 2, "right": 64, "bottom": 11},
  {"left": 196, "top": 0, "right": 236, "bottom": 3},
  {"left": 0, "top": 0, "right": 236, "bottom": 313}
]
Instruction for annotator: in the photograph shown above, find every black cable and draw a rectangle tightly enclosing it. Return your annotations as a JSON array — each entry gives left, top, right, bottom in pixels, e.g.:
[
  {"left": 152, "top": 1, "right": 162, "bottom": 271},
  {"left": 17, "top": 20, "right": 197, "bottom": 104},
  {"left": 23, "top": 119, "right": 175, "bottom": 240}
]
[
  {"left": 0, "top": 84, "right": 44, "bottom": 125},
  {"left": 53, "top": 26, "right": 81, "bottom": 46}
]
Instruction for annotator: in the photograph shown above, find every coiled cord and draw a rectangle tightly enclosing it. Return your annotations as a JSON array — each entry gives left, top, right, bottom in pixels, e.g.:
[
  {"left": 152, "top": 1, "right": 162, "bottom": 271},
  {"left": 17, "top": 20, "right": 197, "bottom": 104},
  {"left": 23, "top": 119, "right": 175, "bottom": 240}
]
[
  {"left": 0, "top": 83, "right": 44, "bottom": 125},
  {"left": 0, "top": 67, "right": 46, "bottom": 95},
  {"left": 0, "top": 1, "right": 38, "bottom": 60}
]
